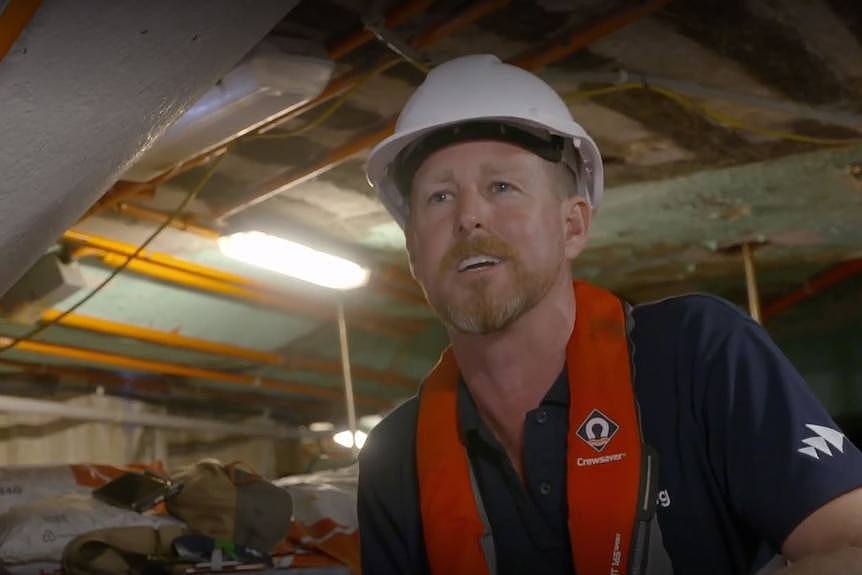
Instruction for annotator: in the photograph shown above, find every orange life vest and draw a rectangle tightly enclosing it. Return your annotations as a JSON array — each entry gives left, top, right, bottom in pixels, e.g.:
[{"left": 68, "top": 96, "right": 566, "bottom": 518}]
[{"left": 416, "top": 281, "right": 656, "bottom": 575}]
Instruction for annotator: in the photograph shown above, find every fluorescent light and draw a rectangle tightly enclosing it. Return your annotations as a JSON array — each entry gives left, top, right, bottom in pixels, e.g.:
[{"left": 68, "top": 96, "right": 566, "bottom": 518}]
[
  {"left": 333, "top": 429, "right": 367, "bottom": 449},
  {"left": 309, "top": 421, "right": 335, "bottom": 432},
  {"left": 218, "top": 231, "right": 370, "bottom": 290}
]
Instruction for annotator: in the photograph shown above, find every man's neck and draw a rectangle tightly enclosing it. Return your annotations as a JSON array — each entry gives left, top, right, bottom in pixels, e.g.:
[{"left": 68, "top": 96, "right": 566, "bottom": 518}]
[{"left": 448, "top": 275, "right": 575, "bottom": 478}]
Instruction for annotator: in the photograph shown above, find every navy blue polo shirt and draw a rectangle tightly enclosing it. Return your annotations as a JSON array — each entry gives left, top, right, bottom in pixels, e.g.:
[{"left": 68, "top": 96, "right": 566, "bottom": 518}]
[{"left": 358, "top": 294, "right": 862, "bottom": 574}]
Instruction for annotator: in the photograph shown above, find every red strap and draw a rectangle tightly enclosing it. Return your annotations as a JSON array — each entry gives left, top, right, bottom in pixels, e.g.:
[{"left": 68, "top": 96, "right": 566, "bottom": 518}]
[
  {"left": 417, "top": 281, "right": 643, "bottom": 575},
  {"left": 567, "top": 281, "right": 642, "bottom": 575},
  {"left": 416, "top": 349, "right": 489, "bottom": 573}
]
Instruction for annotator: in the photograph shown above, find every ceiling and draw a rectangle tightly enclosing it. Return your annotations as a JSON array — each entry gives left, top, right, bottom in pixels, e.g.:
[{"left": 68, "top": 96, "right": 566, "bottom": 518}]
[{"left": 1, "top": 0, "right": 861, "bottom": 430}]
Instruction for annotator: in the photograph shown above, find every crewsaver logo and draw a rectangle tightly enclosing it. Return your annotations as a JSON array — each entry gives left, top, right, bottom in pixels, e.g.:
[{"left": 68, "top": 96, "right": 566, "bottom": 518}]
[
  {"left": 798, "top": 424, "right": 846, "bottom": 460},
  {"left": 576, "top": 409, "right": 619, "bottom": 452}
]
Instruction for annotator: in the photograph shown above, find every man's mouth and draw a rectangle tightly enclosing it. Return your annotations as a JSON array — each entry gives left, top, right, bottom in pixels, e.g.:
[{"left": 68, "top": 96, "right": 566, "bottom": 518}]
[{"left": 457, "top": 254, "right": 503, "bottom": 272}]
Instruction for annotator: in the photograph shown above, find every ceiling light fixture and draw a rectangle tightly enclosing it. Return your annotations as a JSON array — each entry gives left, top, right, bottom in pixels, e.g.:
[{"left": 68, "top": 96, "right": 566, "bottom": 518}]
[
  {"left": 333, "top": 429, "right": 367, "bottom": 449},
  {"left": 218, "top": 231, "right": 369, "bottom": 290}
]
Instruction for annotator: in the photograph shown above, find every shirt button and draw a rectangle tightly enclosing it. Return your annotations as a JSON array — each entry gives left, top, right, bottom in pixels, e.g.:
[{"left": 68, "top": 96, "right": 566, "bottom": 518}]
[
  {"left": 535, "top": 410, "right": 549, "bottom": 424},
  {"left": 539, "top": 481, "right": 551, "bottom": 496}
]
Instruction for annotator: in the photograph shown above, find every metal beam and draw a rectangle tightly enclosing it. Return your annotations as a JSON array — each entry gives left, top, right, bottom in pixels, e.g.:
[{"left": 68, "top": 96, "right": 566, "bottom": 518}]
[
  {"left": 0, "top": 356, "right": 337, "bottom": 415},
  {"left": 0, "top": 393, "right": 315, "bottom": 439},
  {"left": 0, "top": 335, "right": 390, "bottom": 406},
  {"left": 217, "top": 0, "right": 673, "bottom": 219},
  {"left": 40, "top": 309, "right": 419, "bottom": 390},
  {"left": 762, "top": 258, "right": 862, "bottom": 321}
]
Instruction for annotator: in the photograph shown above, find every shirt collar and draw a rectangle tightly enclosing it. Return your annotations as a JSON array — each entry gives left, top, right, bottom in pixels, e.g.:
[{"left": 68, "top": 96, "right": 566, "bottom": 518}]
[{"left": 457, "top": 366, "right": 569, "bottom": 440}]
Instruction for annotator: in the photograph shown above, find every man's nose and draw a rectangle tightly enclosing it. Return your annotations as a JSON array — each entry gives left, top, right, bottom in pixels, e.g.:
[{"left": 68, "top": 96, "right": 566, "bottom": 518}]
[{"left": 455, "top": 189, "right": 486, "bottom": 234}]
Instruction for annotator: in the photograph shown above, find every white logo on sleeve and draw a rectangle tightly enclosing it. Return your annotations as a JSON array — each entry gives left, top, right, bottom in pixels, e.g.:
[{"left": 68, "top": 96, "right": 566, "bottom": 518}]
[{"left": 798, "top": 424, "right": 846, "bottom": 460}]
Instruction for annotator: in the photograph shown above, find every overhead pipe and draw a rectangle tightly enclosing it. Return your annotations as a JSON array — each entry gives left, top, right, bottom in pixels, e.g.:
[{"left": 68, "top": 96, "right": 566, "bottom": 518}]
[
  {"left": 0, "top": 0, "right": 42, "bottom": 62},
  {"left": 61, "top": 231, "right": 427, "bottom": 338},
  {"left": 0, "top": 394, "right": 315, "bottom": 439},
  {"left": 40, "top": 309, "right": 419, "bottom": 390},
  {"left": 0, "top": 335, "right": 389, "bottom": 407},
  {"left": 762, "top": 258, "right": 862, "bottom": 321},
  {"left": 115, "top": 203, "right": 222, "bottom": 239},
  {"left": 216, "top": 0, "right": 673, "bottom": 219}
]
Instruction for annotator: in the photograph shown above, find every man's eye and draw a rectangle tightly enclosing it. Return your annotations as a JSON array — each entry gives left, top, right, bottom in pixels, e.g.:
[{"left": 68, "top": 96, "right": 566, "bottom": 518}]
[
  {"left": 491, "top": 182, "right": 513, "bottom": 193},
  {"left": 428, "top": 191, "right": 450, "bottom": 204}
]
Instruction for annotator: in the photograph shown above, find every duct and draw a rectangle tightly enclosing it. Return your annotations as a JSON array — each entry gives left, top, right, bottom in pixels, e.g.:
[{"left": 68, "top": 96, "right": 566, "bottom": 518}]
[
  {"left": 120, "top": 38, "right": 334, "bottom": 182},
  {"left": 143, "top": 0, "right": 509, "bottom": 194},
  {"left": 0, "top": 0, "right": 297, "bottom": 298},
  {"left": 0, "top": 393, "right": 312, "bottom": 439}
]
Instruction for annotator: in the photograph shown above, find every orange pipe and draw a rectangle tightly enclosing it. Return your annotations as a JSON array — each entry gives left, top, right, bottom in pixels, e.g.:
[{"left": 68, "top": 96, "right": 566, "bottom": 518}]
[
  {"left": 40, "top": 309, "right": 418, "bottom": 390},
  {"left": 762, "top": 258, "right": 862, "bottom": 321},
  {"left": 66, "top": 246, "right": 422, "bottom": 339},
  {"left": 107, "top": 205, "right": 426, "bottom": 305},
  {"left": 62, "top": 231, "right": 427, "bottom": 336},
  {"left": 0, "top": 336, "right": 389, "bottom": 406},
  {"left": 115, "top": 203, "right": 221, "bottom": 240},
  {"left": 63, "top": 230, "right": 259, "bottom": 287},
  {"left": 0, "top": 0, "right": 42, "bottom": 62}
]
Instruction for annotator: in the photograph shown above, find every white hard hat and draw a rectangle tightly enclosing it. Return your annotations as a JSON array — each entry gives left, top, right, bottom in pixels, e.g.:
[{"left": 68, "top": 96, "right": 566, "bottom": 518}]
[{"left": 366, "top": 54, "right": 604, "bottom": 229}]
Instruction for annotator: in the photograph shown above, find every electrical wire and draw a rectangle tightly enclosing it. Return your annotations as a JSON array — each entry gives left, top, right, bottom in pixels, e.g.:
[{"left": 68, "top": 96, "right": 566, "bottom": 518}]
[
  {"left": 564, "top": 82, "right": 862, "bottom": 146},
  {"left": 0, "top": 151, "right": 228, "bottom": 356}
]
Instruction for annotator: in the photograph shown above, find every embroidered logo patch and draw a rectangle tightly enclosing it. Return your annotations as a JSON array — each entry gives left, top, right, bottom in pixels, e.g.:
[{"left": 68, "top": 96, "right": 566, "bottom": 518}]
[
  {"left": 576, "top": 409, "right": 619, "bottom": 452},
  {"left": 798, "top": 424, "right": 845, "bottom": 460}
]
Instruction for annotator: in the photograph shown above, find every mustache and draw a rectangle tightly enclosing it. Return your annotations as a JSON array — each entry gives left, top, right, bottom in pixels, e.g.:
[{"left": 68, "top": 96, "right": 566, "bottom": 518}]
[{"left": 439, "top": 235, "right": 516, "bottom": 273}]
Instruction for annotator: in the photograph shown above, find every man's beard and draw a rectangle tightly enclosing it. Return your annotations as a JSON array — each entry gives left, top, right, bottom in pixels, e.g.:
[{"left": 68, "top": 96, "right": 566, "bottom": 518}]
[{"left": 425, "top": 235, "right": 561, "bottom": 335}]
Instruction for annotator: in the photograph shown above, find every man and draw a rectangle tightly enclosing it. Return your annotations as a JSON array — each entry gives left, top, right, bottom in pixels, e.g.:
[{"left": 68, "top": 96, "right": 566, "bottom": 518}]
[{"left": 359, "top": 54, "right": 862, "bottom": 574}]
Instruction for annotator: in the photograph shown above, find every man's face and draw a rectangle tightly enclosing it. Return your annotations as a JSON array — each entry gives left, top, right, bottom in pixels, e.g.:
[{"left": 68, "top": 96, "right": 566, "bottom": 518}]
[{"left": 405, "top": 140, "right": 590, "bottom": 334}]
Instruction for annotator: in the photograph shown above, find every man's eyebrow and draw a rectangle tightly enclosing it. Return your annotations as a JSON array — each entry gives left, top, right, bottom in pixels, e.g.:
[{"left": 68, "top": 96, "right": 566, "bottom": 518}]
[
  {"left": 416, "top": 169, "right": 455, "bottom": 186},
  {"left": 479, "top": 161, "right": 525, "bottom": 177}
]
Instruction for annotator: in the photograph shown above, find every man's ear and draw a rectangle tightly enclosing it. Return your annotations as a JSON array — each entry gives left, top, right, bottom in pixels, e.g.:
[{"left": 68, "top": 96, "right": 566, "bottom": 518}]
[{"left": 562, "top": 196, "right": 592, "bottom": 259}]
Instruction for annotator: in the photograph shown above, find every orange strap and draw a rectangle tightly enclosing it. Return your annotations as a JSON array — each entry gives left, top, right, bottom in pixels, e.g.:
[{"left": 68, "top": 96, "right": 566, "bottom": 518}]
[{"left": 417, "top": 281, "right": 647, "bottom": 574}]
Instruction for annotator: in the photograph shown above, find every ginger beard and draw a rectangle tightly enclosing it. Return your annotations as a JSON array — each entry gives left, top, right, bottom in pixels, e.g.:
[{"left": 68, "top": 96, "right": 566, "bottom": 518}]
[{"left": 426, "top": 233, "right": 563, "bottom": 335}]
